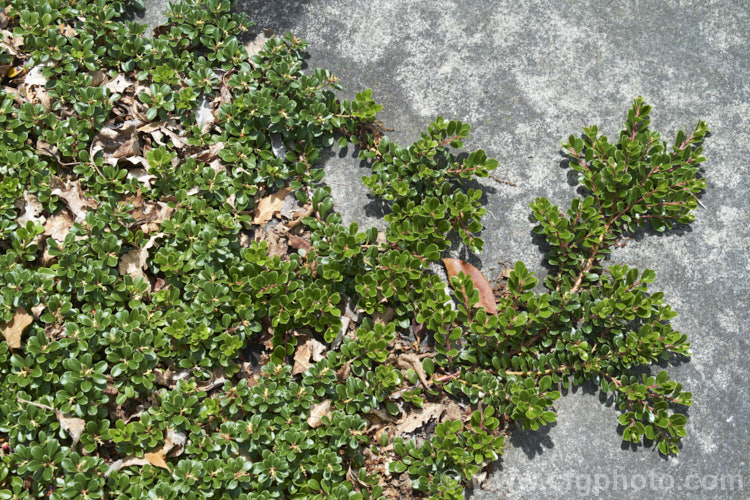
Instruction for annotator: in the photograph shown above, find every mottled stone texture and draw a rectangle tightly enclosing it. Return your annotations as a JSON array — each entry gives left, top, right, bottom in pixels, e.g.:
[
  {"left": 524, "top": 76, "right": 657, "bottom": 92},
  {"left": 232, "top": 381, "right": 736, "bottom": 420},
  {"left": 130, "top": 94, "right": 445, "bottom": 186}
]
[{"left": 138, "top": 1, "right": 750, "bottom": 498}]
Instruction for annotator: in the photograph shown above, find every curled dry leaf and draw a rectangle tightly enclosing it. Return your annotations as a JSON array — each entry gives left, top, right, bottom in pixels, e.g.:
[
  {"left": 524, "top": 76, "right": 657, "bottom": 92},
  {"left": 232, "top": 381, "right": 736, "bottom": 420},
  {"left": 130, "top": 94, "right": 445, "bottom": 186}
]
[
  {"left": 442, "top": 257, "right": 498, "bottom": 315},
  {"left": 391, "top": 353, "right": 430, "bottom": 388},
  {"left": 30, "top": 303, "right": 45, "bottom": 319},
  {"left": 51, "top": 177, "right": 98, "bottom": 223},
  {"left": 292, "top": 338, "right": 326, "bottom": 375},
  {"left": 126, "top": 167, "right": 157, "bottom": 187},
  {"left": 165, "top": 428, "right": 187, "bottom": 458},
  {"left": 190, "top": 141, "right": 225, "bottom": 163},
  {"left": 15, "top": 191, "right": 45, "bottom": 227},
  {"left": 287, "top": 233, "right": 312, "bottom": 252},
  {"left": 105, "top": 73, "right": 134, "bottom": 94},
  {"left": 23, "top": 63, "right": 49, "bottom": 86},
  {"left": 90, "top": 120, "right": 141, "bottom": 165},
  {"left": 395, "top": 403, "right": 443, "bottom": 435},
  {"left": 253, "top": 187, "right": 292, "bottom": 225},
  {"left": 55, "top": 410, "right": 85, "bottom": 450},
  {"left": 1, "top": 307, "right": 33, "bottom": 349},
  {"left": 43, "top": 211, "right": 74, "bottom": 243},
  {"left": 195, "top": 96, "right": 214, "bottom": 132},
  {"left": 307, "top": 399, "right": 332, "bottom": 429},
  {"left": 117, "top": 232, "right": 165, "bottom": 283},
  {"left": 107, "top": 428, "right": 186, "bottom": 476}
]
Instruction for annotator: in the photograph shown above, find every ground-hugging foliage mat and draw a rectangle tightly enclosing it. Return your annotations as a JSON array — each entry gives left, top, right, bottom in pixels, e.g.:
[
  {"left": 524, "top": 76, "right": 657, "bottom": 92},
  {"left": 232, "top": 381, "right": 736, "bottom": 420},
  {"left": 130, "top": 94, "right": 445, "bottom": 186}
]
[{"left": 0, "top": 0, "right": 709, "bottom": 498}]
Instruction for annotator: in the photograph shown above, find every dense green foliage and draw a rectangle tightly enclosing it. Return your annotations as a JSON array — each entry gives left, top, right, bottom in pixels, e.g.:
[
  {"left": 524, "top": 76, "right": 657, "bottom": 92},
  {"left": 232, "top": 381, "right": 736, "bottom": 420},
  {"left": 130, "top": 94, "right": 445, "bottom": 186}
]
[{"left": 0, "top": 0, "right": 708, "bottom": 498}]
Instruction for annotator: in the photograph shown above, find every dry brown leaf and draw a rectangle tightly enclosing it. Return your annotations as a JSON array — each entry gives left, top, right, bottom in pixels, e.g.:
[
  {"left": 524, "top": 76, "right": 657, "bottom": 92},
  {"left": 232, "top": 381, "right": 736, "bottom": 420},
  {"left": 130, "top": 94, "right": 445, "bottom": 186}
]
[
  {"left": 126, "top": 167, "right": 157, "bottom": 187},
  {"left": 1, "top": 307, "right": 32, "bottom": 349},
  {"left": 30, "top": 303, "right": 45, "bottom": 319},
  {"left": 287, "top": 233, "right": 312, "bottom": 252},
  {"left": 58, "top": 24, "right": 77, "bottom": 37},
  {"left": 91, "top": 120, "right": 141, "bottom": 165},
  {"left": 392, "top": 353, "right": 430, "bottom": 388},
  {"left": 35, "top": 139, "right": 59, "bottom": 161},
  {"left": 293, "top": 338, "right": 326, "bottom": 375},
  {"left": 153, "top": 366, "right": 174, "bottom": 387},
  {"left": 43, "top": 211, "right": 74, "bottom": 243},
  {"left": 245, "top": 28, "right": 275, "bottom": 58},
  {"left": 336, "top": 360, "right": 351, "bottom": 383},
  {"left": 442, "top": 258, "right": 498, "bottom": 315},
  {"left": 239, "top": 232, "right": 251, "bottom": 248},
  {"left": 107, "top": 428, "right": 185, "bottom": 475},
  {"left": 56, "top": 410, "right": 85, "bottom": 449},
  {"left": 395, "top": 403, "right": 443, "bottom": 435},
  {"left": 254, "top": 188, "right": 292, "bottom": 225},
  {"left": 195, "top": 96, "right": 214, "bottom": 132},
  {"left": 190, "top": 141, "right": 225, "bottom": 163},
  {"left": 23, "top": 63, "right": 49, "bottom": 86},
  {"left": 88, "top": 69, "right": 105, "bottom": 86},
  {"left": 160, "top": 126, "right": 187, "bottom": 150},
  {"left": 15, "top": 191, "right": 45, "bottom": 227},
  {"left": 117, "top": 232, "right": 164, "bottom": 282},
  {"left": 307, "top": 399, "right": 332, "bottom": 428},
  {"left": 105, "top": 73, "right": 135, "bottom": 94},
  {"left": 51, "top": 178, "right": 98, "bottom": 223},
  {"left": 0, "top": 29, "right": 22, "bottom": 58},
  {"left": 127, "top": 198, "right": 174, "bottom": 231},
  {"left": 165, "top": 428, "right": 187, "bottom": 458},
  {"left": 143, "top": 450, "right": 170, "bottom": 471}
]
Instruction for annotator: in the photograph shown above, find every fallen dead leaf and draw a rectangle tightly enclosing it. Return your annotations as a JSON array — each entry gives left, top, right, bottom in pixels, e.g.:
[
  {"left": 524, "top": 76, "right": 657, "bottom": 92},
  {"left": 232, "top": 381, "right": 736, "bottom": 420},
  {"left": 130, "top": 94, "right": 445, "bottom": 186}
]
[
  {"left": 143, "top": 450, "right": 170, "bottom": 470},
  {"left": 30, "top": 303, "right": 45, "bottom": 319},
  {"left": 293, "top": 338, "right": 326, "bottom": 375},
  {"left": 43, "top": 211, "right": 74, "bottom": 243},
  {"left": 51, "top": 178, "right": 98, "bottom": 223},
  {"left": 287, "top": 233, "right": 311, "bottom": 252},
  {"left": 15, "top": 191, "right": 45, "bottom": 227},
  {"left": 56, "top": 410, "right": 85, "bottom": 450},
  {"left": 391, "top": 353, "right": 430, "bottom": 388},
  {"left": 126, "top": 167, "right": 157, "bottom": 187},
  {"left": 307, "top": 399, "right": 332, "bottom": 429},
  {"left": 1, "top": 307, "right": 33, "bottom": 349},
  {"left": 117, "top": 232, "right": 164, "bottom": 283},
  {"left": 442, "top": 258, "right": 498, "bottom": 315},
  {"left": 336, "top": 360, "right": 351, "bottom": 383},
  {"left": 90, "top": 120, "right": 141, "bottom": 165},
  {"left": 58, "top": 24, "right": 76, "bottom": 37},
  {"left": 253, "top": 188, "right": 292, "bottom": 225},
  {"left": 165, "top": 428, "right": 187, "bottom": 458},
  {"left": 105, "top": 73, "right": 135, "bottom": 94},
  {"left": 195, "top": 96, "right": 214, "bottom": 132},
  {"left": 23, "top": 63, "right": 49, "bottom": 86},
  {"left": 106, "top": 427, "right": 185, "bottom": 476},
  {"left": 190, "top": 141, "right": 225, "bottom": 163},
  {"left": 0, "top": 29, "right": 22, "bottom": 58},
  {"left": 395, "top": 403, "right": 443, "bottom": 435}
]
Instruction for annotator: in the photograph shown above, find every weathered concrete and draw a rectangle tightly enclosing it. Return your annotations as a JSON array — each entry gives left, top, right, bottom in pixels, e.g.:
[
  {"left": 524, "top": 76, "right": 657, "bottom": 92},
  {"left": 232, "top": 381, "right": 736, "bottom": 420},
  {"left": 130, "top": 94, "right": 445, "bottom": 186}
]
[{"left": 138, "top": 1, "right": 750, "bottom": 498}]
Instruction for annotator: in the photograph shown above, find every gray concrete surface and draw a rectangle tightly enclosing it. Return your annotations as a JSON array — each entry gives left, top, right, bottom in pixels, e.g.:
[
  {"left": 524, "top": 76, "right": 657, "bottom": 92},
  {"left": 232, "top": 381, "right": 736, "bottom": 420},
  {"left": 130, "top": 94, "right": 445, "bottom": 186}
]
[{"left": 136, "top": 1, "right": 750, "bottom": 498}]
